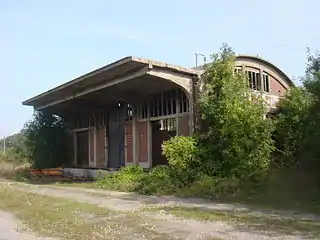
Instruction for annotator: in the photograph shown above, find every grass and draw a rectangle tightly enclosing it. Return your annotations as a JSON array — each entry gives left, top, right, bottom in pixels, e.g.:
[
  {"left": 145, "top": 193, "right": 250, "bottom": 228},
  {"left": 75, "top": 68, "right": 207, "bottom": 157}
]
[
  {"left": 0, "top": 184, "right": 172, "bottom": 240},
  {"left": 146, "top": 206, "right": 320, "bottom": 238},
  {"left": 18, "top": 174, "right": 320, "bottom": 216}
]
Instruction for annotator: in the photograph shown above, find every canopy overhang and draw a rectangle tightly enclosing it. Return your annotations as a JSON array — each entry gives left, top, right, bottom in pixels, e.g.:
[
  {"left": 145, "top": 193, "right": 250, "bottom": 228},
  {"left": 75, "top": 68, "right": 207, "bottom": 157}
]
[{"left": 22, "top": 56, "right": 199, "bottom": 112}]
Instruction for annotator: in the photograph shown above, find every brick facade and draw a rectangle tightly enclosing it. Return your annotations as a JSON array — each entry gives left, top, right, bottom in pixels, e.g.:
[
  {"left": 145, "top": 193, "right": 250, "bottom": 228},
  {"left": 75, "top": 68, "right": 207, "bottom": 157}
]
[
  {"left": 89, "top": 129, "right": 95, "bottom": 166},
  {"left": 96, "top": 126, "right": 105, "bottom": 167},
  {"left": 137, "top": 121, "right": 148, "bottom": 163},
  {"left": 269, "top": 75, "right": 287, "bottom": 96}
]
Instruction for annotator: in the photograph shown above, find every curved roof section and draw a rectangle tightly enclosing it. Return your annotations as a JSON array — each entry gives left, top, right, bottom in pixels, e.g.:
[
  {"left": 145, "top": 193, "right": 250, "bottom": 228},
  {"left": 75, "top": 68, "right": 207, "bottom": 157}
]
[
  {"left": 235, "top": 55, "right": 294, "bottom": 87},
  {"left": 193, "top": 54, "right": 294, "bottom": 87}
]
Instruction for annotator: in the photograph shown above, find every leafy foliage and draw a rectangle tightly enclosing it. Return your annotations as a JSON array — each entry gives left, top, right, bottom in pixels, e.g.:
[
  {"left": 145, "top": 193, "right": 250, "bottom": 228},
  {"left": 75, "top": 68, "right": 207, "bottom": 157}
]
[
  {"left": 23, "top": 111, "right": 70, "bottom": 169},
  {"left": 275, "top": 87, "right": 313, "bottom": 160},
  {"left": 274, "top": 49, "right": 320, "bottom": 169},
  {"left": 161, "top": 136, "right": 201, "bottom": 187},
  {"left": 198, "top": 44, "right": 275, "bottom": 178},
  {"left": 135, "top": 166, "right": 177, "bottom": 195},
  {"left": 162, "top": 136, "right": 198, "bottom": 170},
  {"left": 97, "top": 165, "right": 144, "bottom": 191},
  {"left": 300, "top": 50, "right": 320, "bottom": 163},
  {"left": 0, "top": 130, "right": 28, "bottom": 163},
  {"left": 98, "top": 136, "right": 200, "bottom": 194}
]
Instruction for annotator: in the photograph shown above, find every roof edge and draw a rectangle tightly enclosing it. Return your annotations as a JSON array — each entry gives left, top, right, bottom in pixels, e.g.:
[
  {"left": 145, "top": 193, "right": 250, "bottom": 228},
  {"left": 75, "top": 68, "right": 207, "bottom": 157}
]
[
  {"left": 236, "top": 55, "right": 295, "bottom": 86},
  {"left": 22, "top": 56, "right": 134, "bottom": 105},
  {"left": 23, "top": 56, "right": 199, "bottom": 106}
]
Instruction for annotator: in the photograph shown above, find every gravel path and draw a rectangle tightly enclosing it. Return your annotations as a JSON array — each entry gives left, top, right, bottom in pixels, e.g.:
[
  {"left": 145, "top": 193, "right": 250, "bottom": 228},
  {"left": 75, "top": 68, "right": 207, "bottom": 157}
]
[
  {"left": 0, "top": 210, "right": 55, "bottom": 240},
  {"left": 3, "top": 181, "right": 316, "bottom": 240}
]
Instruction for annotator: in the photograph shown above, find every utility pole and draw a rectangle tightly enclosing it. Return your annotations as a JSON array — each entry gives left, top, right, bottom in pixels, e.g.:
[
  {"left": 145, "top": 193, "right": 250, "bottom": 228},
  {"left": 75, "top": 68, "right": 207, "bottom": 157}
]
[{"left": 195, "top": 53, "right": 206, "bottom": 68}]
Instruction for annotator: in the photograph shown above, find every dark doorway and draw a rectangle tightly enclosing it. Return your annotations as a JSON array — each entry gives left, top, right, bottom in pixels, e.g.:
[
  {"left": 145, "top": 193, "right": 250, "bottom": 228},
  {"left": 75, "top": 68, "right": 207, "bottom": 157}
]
[
  {"left": 152, "top": 120, "right": 176, "bottom": 167},
  {"left": 76, "top": 130, "right": 89, "bottom": 167},
  {"left": 108, "top": 102, "right": 127, "bottom": 168}
]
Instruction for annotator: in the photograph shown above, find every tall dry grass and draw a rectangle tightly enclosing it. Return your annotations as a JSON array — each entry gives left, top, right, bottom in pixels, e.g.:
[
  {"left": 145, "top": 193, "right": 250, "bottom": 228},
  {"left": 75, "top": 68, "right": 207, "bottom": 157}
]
[{"left": 0, "top": 153, "right": 30, "bottom": 180}]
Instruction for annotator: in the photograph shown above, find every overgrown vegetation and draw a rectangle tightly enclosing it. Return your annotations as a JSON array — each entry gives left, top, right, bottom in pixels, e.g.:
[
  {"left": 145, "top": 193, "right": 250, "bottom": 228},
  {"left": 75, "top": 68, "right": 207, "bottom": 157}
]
[
  {"left": 23, "top": 111, "right": 70, "bottom": 168},
  {"left": 4, "top": 44, "right": 320, "bottom": 215},
  {"left": 0, "top": 111, "right": 70, "bottom": 171},
  {"left": 0, "top": 130, "right": 28, "bottom": 164},
  {"left": 198, "top": 45, "right": 274, "bottom": 178},
  {"left": 96, "top": 45, "right": 275, "bottom": 194},
  {"left": 95, "top": 45, "right": 320, "bottom": 214},
  {"left": 0, "top": 111, "right": 70, "bottom": 181}
]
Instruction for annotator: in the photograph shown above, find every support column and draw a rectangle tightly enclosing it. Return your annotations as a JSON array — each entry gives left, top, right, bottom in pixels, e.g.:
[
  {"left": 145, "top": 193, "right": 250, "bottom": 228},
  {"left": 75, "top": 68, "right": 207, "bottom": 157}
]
[
  {"left": 132, "top": 107, "right": 138, "bottom": 164},
  {"left": 147, "top": 101, "right": 152, "bottom": 168},
  {"left": 93, "top": 127, "right": 97, "bottom": 167}
]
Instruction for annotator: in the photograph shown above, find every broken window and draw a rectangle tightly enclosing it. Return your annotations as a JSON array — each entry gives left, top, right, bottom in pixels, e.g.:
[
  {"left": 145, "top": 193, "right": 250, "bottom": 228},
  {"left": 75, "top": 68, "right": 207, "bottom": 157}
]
[
  {"left": 245, "top": 70, "right": 261, "bottom": 91},
  {"left": 138, "top": 88, "right": 189, "bottom": 120},
  {"left": 263, "top": 74, "right": 270, "bottom": 92}
]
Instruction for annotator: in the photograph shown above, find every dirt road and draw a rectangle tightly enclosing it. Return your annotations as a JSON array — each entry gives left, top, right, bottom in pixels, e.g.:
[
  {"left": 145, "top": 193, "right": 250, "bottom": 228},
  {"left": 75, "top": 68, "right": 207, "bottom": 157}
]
[
  {"left": 0, "top": 210, "right": 55, "bottom": 240},
  {"left": 1, "top": 181, "right": 319, "bottom": 240}
]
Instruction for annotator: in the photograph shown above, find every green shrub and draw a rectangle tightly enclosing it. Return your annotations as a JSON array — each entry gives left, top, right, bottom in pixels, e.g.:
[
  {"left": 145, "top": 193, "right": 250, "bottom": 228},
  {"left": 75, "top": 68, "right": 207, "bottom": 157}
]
[
  {"left": 179, "top": 175, "right": 241, "bottom": 199},
  {"left": 162, "top": 136, "right": 200, "bottom": 187},
  {"left": 162, "top": 136, "right": 198, "bottom": 170},
  {"left": 135, "top": 165, "right": 176, "bottom": 195},
  {"left": 274, "top": 87, "right": 313, "bottom": 162},
  {"left": 97, "top": 165, "right": 144, "bottom": 191}
]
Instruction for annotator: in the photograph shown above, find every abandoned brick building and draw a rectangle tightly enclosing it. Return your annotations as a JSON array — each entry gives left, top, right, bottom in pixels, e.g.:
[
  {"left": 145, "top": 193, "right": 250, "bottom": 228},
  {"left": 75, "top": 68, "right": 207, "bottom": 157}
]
[{"left": 23, "top": 55, "right": 294, "bottom": 169}]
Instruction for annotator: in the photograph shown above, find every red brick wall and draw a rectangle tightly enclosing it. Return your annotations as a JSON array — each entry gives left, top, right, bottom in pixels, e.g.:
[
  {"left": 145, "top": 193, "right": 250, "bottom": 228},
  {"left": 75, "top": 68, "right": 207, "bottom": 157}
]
[
  {"left": 89, "top": 129, "right": 95, "bottom": 166},
  {"left": 96, "top": 126, "right": 105, "bottom": 168},
  {"left": 137, "top": 121, "right": 148, "bottom": 162},
  {"left": 269, "top": 75, "right": 287, "bottom": 96},
  {"left": 125, "top": 121, "right": 133, "bottom": 163},
  {"left": 178, "top": 115, "right": 190, "bottom": 136}
]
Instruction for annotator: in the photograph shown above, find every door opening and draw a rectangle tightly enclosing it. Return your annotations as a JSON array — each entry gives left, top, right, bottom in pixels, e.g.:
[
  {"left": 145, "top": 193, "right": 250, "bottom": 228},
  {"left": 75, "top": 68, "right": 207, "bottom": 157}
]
[
  {"left": 76, "top": 130, "right": 89, "bottom": 167},
  {"left": 108, "top": 102, "right": 127, "bottom": 168},
  {"left": 151, "top": 119, "right": 176, "bottom": 167}
]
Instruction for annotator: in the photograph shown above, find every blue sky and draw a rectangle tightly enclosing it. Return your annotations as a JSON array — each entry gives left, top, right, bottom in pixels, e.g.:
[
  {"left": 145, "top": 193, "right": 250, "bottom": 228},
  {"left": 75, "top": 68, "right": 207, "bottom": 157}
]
[{"left": 0, "top": 0, "right": 319, "bottom": 137}]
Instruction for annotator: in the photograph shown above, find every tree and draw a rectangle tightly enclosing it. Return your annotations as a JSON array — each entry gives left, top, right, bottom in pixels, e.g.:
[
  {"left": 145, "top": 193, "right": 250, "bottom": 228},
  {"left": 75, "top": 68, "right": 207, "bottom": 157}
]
[
  {"left": 23, "top": 111, "right": 70, "bottom": 168},
  {"left": 275, "top": 87, "right": 313, "bottom": 161},
  {"left": 300, "top": 49, "right": 320, "bottom": 163},
  {"left": 198, "top": 44, "right": 275, "bottom": 178},
  {"left": 274, "top": 48, "right": 320, "bottom": 170}
]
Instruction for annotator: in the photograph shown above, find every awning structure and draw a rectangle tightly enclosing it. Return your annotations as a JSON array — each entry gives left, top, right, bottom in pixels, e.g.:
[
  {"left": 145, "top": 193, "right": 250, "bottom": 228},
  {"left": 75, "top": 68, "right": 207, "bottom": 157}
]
[{"left": 23, "top": 56, "right": 199, "bottom": 114}]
